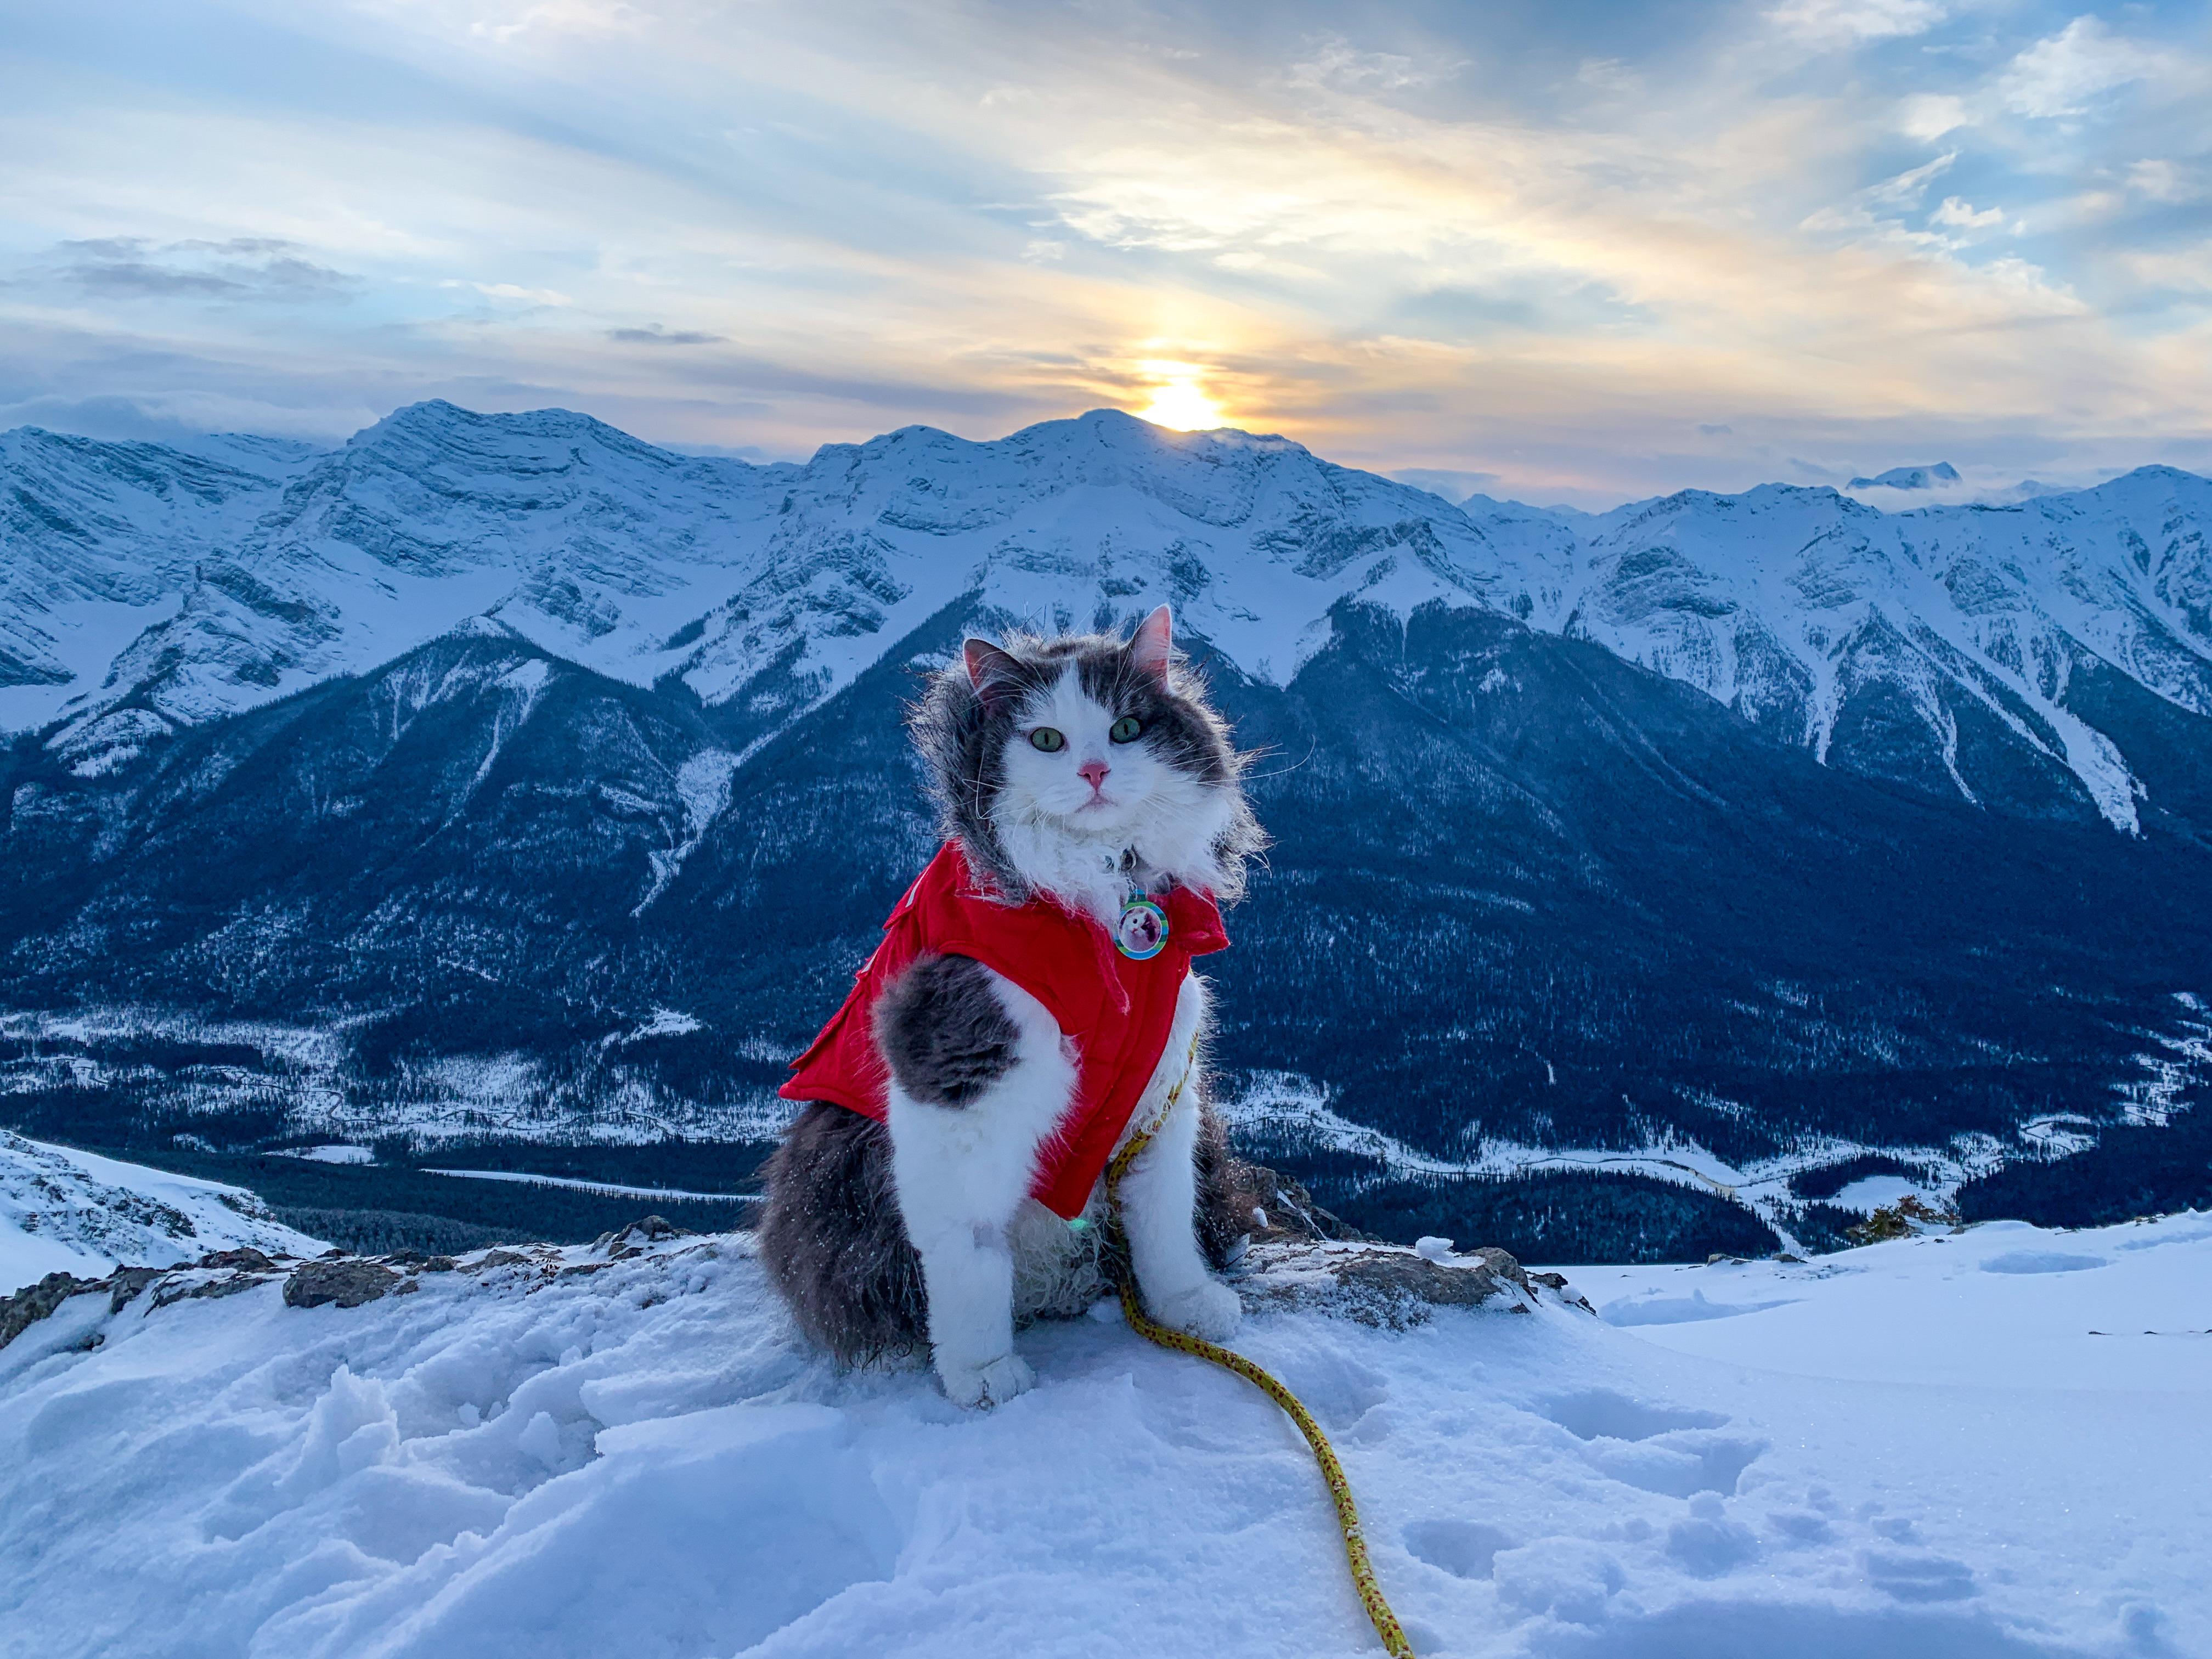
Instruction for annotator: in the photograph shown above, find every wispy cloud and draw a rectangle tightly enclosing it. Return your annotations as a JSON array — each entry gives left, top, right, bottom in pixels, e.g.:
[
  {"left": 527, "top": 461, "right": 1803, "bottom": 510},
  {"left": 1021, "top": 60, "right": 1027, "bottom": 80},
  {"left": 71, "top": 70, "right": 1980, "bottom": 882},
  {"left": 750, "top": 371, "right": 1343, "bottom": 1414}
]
[
  {"left": 44, "top": 238, "right": 357, "bottom": 301},
  {"left": 608, "top": 325, "right": 725, "bottom": 345},
  {"left": 1767, "top": 0, "right": 1946, "bottom": 46},
  {"left": 2000, "top": 16, "right": 2175, "bottom": 119},
  {"left": 1288, "top": 33, "right": 1462, "bottom": 94}
]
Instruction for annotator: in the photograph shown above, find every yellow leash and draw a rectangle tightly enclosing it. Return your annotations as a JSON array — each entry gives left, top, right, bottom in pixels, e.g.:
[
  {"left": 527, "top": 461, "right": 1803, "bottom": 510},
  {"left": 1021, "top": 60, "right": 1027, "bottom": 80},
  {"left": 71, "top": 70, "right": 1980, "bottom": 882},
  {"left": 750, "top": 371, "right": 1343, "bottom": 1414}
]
[{"left": 1103, "top": 1039, "right": 1415, "bottom": 1659}]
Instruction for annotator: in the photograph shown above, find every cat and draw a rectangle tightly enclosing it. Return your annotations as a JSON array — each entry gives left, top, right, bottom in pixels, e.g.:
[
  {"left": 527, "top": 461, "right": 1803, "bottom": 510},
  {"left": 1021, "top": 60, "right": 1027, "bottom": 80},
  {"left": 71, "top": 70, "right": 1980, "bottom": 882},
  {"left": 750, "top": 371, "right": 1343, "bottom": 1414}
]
[{"left": 757, "top": 605, "right": 1266, "bottom": 1407}]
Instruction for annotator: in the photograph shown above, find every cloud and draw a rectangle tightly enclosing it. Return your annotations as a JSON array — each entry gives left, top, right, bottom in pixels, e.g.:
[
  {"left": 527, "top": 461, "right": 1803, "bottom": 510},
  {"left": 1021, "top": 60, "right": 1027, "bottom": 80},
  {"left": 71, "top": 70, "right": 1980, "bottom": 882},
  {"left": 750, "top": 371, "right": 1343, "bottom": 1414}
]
[
  {"left": 469, "top": 1, "right": 645, "bottom": 43},
  {"left": 1289, "top": 34, "right": 1459, "bottom": 94},
  {"left": 1866, "top": 151, "right": 1957, "bottom": 210},
  {"left": 2123, "top": 244, "right": 2212, "bottom": 294},
  {"left": 2125, "top": 160, "right": 2199, "bottom": 204},
  {"left": 1575, "top": 58, "right": 1640, "bottom": 94},
  {"left": 1802, "top": 152, "right": 1957, "bottom": 233},
  {"left": 44, "top": 238, "right": 356, "bottom": 301},
  {"left": 608, "top": 325, "right": 727, "bottom": 345},
  {"left": 1898, "top": 94, "right": 1968, "bottom": 140},
  {"left": 1768, "top": 0, "right": 1945, "bottom": 45},
  {"left": 2001, "top": 17, "right": 2171, "bottom": 119},
  {"left": 466, "top": 281, "right": 572, "bottom": 306},
  {"left": 1929, "top": 197, "right": 2005, "bottom": 231},
  {"left": 1697, "top": 423, "right": 1733, "bottom": 437},
  {"left": 1389, "top": 466, "right": 1501, "bottom": 502}
]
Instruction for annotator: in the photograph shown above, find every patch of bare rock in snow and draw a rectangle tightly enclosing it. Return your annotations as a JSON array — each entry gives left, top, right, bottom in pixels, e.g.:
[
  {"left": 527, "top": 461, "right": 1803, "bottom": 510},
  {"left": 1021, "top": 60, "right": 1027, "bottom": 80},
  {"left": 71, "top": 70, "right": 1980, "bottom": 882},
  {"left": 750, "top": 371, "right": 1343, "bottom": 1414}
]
[
  {"left": 0, "top": 1131, "right": 326, "bottom": 1293},
  {"left": 1, "top": 1166, "right": 2207, "bottom": 1658}
]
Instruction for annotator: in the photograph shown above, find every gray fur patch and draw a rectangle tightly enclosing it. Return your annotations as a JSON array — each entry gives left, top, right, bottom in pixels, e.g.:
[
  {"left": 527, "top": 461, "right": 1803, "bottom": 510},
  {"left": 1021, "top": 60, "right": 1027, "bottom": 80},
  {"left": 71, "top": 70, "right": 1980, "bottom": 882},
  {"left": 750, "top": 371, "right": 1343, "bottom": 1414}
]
[
  {"left": 874, "top": 953, "right": 1019, "bottom": 1108},
  {"left": 755, "top": 1103, "right": 928, "bottom": 1363},
  {"left": 1190, "top": 1094, "right": 1244, "bottom": 1272}
]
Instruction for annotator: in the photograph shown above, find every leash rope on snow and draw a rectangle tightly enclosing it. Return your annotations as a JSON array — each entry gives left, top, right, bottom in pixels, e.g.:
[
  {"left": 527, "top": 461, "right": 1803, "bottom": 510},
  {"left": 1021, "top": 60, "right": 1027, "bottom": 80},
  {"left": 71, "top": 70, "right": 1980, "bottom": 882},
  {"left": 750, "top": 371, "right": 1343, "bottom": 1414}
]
[{"left": 1103, "top": 1036, "right": 1415, "bottom": 1659}]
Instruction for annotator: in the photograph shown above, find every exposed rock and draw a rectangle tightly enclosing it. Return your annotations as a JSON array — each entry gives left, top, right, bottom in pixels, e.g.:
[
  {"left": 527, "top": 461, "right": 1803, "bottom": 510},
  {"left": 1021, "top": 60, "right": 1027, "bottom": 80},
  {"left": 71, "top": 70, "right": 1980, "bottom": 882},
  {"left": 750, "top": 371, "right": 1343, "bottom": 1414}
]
[
  {"left": 1239, "top": 1239, "right": 1591, "bottom": 1329},
  {"left": 154, "top": 1270, "right": 279, "bottom": 1309},
  {"left": 592, "top": 1216, "right": 695, "bottom": 1260},
  {"left": 196, "top": 1248, "right": 279, "bottom": 1272},
  {"left": 1847, "top": 1194, "right": 1959, "bottom": 1245},
  {"left": 1, "top": 1263, "right": 184, "bottom": 1348},
  {"left": 1214, "top": 1160, "right": 1372, "bottom": 1248},
  {"left": 1, "top": 1272, "right": 96, "bottom": 1347},
  {"left": 106, "top": 1266, "right": 164, "bottom": 1312},
  {"left": 283, "top": 1258, "right": 399, "bottom": 1309}
]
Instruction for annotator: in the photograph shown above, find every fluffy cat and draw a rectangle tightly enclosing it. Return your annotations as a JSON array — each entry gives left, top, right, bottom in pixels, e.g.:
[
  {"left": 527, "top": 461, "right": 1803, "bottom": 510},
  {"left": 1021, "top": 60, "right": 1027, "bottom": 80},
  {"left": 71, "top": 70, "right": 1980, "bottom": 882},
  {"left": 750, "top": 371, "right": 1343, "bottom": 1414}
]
[{"left": 757, "top": 605, "right": 1265, "bottom": 1406}]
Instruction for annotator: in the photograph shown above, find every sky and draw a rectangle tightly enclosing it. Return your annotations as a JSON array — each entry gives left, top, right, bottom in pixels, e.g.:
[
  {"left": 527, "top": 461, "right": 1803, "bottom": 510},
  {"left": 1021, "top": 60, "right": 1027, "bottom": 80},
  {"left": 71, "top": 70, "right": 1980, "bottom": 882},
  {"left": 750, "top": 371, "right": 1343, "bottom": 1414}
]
[{"left": 1, "top": 0, "right": 2208, "bottom": 507}]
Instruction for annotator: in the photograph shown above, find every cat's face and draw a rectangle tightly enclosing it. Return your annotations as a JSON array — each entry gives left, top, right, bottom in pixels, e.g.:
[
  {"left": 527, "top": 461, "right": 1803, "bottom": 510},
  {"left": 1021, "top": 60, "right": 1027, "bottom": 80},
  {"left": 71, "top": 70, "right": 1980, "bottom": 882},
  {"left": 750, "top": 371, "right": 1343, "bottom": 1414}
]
[
  {"left": 994, "top": 655, "right": 1207, "bottom": 839},
  {"left": 912, "top": 606, "right": 1264, "bottom": 905}
]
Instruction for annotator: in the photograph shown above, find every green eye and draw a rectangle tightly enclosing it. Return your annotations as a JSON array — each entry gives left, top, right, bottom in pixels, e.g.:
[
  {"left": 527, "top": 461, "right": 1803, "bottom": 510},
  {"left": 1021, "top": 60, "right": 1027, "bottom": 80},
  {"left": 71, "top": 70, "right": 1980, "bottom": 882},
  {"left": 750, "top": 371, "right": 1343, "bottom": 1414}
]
[
  {"left": 1028, "top": 727, "right": 1065, "bottom": 752},
  {"left": 1109, "top": 715, "right": 1144, "bottom": 744}
]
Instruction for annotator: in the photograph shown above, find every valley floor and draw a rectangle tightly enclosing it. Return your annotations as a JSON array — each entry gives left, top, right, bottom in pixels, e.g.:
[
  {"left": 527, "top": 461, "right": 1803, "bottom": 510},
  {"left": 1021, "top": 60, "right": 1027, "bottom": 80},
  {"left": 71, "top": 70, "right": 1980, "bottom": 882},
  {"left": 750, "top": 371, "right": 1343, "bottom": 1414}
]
[{"left": 1, "top": 1205, "right": 2205, "bottom": 1658}]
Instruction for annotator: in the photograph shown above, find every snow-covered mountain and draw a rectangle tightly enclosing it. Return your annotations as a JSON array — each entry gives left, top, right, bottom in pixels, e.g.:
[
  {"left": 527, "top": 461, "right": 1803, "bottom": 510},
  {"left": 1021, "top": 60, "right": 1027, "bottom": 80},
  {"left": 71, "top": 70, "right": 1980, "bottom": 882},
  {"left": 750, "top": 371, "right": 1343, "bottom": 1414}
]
[
  {"left": 1550, "top": 470, "right": 2212, "bottom": 834},
  {"left": 3, "top": 404, "right": 2209, "bottom": 1257},
  {"left": 5, "top": 404, "right": 1556, "bottom": 775},
  {"left": 5, "top": 403, "right": 2208, "bottom": 838}
]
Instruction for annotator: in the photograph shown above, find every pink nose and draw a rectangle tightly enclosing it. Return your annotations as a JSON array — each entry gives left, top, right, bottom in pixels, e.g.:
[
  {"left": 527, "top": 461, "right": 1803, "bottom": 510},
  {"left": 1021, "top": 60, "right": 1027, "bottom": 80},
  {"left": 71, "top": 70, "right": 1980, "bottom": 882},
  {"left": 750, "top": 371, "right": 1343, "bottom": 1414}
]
[{"left": 1079, "top": 760, "right": 1109, "bottom": 793}]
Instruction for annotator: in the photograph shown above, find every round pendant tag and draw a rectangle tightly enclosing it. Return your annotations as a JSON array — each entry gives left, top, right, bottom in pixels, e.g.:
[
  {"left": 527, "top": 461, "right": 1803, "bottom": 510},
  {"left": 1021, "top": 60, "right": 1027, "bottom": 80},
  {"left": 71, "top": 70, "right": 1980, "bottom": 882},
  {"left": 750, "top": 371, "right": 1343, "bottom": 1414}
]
[{"left": 1114, "top": 895, "right": 1169, "bottom": 960}]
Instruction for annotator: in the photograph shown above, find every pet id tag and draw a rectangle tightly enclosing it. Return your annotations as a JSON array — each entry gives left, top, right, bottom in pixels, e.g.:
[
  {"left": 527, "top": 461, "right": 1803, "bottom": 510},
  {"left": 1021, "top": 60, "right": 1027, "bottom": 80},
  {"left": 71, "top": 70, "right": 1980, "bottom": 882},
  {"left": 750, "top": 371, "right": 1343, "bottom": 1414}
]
[{"left": 1115, "top": 894, "right": 1169, "bottom": 960}]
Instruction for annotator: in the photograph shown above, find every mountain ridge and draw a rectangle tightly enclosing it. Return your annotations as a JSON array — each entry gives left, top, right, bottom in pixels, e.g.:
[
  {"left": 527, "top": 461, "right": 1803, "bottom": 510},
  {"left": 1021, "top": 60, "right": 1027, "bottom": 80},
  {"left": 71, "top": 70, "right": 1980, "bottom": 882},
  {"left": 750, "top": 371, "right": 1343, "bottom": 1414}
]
[{"left": 6, "top": 404, "right": 2207, "bottom": 845}]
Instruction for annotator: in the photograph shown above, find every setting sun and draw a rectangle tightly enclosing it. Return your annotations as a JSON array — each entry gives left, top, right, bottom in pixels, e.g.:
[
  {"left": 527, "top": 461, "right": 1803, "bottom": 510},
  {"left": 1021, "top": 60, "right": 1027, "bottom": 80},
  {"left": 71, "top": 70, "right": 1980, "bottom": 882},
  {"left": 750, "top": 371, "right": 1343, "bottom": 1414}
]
[{"left": 1135, "top": 368, "right": 1226, "bottom": 431}]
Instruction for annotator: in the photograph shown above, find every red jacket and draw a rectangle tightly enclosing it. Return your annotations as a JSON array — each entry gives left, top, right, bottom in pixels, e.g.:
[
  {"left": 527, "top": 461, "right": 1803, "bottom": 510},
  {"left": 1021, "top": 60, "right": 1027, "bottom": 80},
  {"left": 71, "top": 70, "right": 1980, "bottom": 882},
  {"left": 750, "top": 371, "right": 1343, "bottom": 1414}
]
[{"left": 781, "top": 841, "right": 1229, "bottom": 1218}]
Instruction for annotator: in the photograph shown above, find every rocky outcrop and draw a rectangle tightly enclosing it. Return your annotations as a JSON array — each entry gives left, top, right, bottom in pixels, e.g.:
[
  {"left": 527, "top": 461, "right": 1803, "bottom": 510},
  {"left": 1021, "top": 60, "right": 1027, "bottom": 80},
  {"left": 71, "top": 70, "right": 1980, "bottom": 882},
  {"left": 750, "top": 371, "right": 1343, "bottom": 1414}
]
[
  {"left": 5, "top": 1183, "right": 1588, "bottom": 1358},
  {"left": 591, "top": 1216, "right": 694, "bottom": 1259},
  {"left": 1, "top": 1251, "right": 292, "bottom": 1348},
  {"left": 0, "top": 1272, "right": 88, "bottom": 1348},
  {"left": 1214, "top": 1159, "right": 1372, "bottom": 1248},
  {"left": 1238, "top": 1238, "right": 1593, "bottom": 1329},
  {"left": 281, "top": 1257, "right": 400, "bottom": 1309}
]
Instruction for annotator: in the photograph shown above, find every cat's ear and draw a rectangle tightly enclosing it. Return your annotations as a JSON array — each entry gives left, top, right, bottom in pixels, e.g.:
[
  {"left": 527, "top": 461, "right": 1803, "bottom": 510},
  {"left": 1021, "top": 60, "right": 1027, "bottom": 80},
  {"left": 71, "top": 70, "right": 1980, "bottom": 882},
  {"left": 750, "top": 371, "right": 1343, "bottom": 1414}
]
[
  {"left": 963, "top": 637, "right": 1019, "bottom": 707},
  {"left": 1130, "top": 605, "right": 1174, "bottom": 686}
]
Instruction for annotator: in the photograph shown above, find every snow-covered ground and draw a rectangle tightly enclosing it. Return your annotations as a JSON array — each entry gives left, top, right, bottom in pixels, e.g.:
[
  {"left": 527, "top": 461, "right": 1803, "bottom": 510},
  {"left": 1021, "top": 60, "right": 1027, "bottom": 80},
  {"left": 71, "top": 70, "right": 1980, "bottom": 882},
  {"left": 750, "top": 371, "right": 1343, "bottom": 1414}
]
[
  {"left": 0, "top": 1132, "right": 325, "bottom": 1295},
  {"left": 2, "top": 1190, "right": 2203, "bottom": 1658}
]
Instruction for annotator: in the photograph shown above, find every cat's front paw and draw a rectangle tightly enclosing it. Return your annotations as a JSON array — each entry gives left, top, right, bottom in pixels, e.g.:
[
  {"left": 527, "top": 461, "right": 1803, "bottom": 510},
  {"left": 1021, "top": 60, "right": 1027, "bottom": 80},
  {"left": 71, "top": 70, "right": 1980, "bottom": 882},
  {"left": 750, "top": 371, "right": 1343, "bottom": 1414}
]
[
  {"left": 1149, "top": 1279, "right": 1243, "bottom": 1342},
  {"left": 936, "top": 1350, "right": 1035, "bottom": 1409}
]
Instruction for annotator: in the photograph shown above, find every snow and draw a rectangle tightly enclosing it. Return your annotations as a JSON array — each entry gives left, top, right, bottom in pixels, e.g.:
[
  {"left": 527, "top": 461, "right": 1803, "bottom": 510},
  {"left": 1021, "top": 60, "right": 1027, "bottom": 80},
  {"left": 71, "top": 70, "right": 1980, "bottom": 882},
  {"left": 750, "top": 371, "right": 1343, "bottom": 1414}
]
[
  {"left": 1568, "top": 1210, "right": 2210, "bottom": 1392},
  {"left": 424, "top": 1168, "right": 759, "bottom": 1204},
  {"left": 3, "top": 1160, "right": 2205, "bottom": 1658},
  {"left": 1828, "top": 1175, "right": 1933, "bottom": 1214},
  {"left": 1220, "top": 1071, "right": 2019, "bottom": 1254},
  {"left": 0, "top": 1131, "right": 328, "bottom": 1295},
  {"left": 273, "top": 1144, "right": 378, "bottom": 1165}
]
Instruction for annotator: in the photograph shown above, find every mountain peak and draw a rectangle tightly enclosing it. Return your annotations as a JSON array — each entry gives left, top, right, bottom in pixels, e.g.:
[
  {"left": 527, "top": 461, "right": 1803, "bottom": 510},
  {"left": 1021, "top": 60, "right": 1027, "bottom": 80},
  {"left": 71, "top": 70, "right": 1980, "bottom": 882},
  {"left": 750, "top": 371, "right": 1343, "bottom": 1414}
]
[
  {"left": 358, "top": 399, "right": 641, "bottom": 452},
  {"left": 1846, "top": 462, "right": 1961, "bottom": 490}
]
